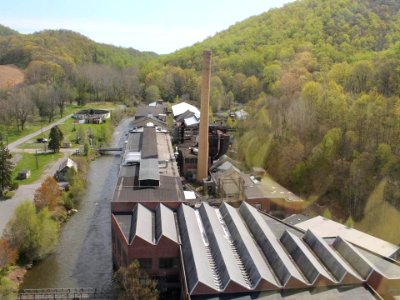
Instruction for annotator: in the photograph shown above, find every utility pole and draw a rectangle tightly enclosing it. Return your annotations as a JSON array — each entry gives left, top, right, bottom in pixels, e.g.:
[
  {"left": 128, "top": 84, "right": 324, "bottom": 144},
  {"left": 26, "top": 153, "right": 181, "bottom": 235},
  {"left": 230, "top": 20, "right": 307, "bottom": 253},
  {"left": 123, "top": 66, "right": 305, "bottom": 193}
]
[{"left": 35, "top": 149, "right": 39, "bottom": 169}]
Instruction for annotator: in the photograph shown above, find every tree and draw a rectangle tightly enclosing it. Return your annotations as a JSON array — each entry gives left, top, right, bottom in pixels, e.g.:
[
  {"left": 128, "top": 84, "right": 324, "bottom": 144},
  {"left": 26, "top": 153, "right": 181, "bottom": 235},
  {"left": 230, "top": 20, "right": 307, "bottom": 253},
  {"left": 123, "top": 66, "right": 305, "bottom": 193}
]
[
  {"left": 3, "top": 201, "right": 59, "bottom": 262},
  {"left": 10, "top": 87, "right": 36, "bottom": 131},
  {"left": 114, "top": 260, "right": 159, "bottom": 300},
  {"left": 0, "top": 141, "right": 13, "bottom": 198},
  {"left": 34, "top": 176, "right": 62, "bottom": 211},
  {"left": 0, "top": 239, "right": 18, "bottom": 269},
  {"left": 144, "top": 85, "right": 160, "bottom": 102},
  {"left": 322, "top": 208, "right": 332, "bottom": 219},
  {"left": 48, "top": 125, "right": 63, "bottom": 153}
]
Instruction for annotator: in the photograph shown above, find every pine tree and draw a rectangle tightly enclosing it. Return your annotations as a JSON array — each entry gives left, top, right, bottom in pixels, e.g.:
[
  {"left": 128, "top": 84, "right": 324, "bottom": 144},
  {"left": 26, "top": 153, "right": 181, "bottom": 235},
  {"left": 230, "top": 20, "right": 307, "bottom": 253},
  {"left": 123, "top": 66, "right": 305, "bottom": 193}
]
[
  {"left": 0, "top": 141, "right": 13, "bottom": 198},
  {"left": 48, "top": 126, "right": 63, "bottom": 153}
]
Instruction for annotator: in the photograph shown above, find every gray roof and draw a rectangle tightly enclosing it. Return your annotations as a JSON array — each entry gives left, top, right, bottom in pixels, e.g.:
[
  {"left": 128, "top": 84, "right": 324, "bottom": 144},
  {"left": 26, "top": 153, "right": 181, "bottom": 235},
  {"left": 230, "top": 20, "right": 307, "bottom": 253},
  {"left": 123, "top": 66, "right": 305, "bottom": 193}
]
[
  {"left": 131, "top": 204, "right": 154, "bottom": 244},
  {"left": 219, "top": 203, "right": 279, "bottom": 289},
  {"left": 178, "top": 204, "right": 219, "bottom": 294},
  {"left": 191, "top": 286, "right": 377, "bottom": 300},
  {"left": 356, "top": 246, "right": 400, "bottom": 279},
  {"left": 132, "top": 115, "right": 166, "bottom": 129},
  {"left": 114, "top": 203, "right": 180, "bottom": 247},
  {"left": 303, "top": 230, "right": 361, "bottom": 283},
  {"left": 239, "top": 202, "right": 306, "bottom": 287},
  {"left": 155, "top": 203, "right": 179, "bottom": 243},
  {"left": 115, "top": 201, "right": 400, "bottom": 298},
  {"left": 280, "top": 230, "right": 336, "bottom": 285},
  {"left": 332, "top": 236, "right": 374, "bottom": 279},
  {"left": 135, "top": 104, "right": 166, "bottom": 118},
  {"left": 199, "top": 203, "right": 253, "bottom": 290},
  {"left": 296, "top": 216, "right": 400, "bottom": 258},
  {"left": 126, "top": 132, "right": 142, "bottom": 152},
  {"left": 139, "top": 158, "right": 160, "bottom": 182},
  {"left": 142, "top": 127, "right": 158, "bottom": 159}
]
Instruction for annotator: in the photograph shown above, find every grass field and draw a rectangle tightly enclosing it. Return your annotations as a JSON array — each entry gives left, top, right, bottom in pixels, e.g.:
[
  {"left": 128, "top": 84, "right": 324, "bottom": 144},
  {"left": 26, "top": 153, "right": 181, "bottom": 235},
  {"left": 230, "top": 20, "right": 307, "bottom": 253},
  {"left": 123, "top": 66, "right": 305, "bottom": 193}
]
[
  {"left": 12, "top": 152, "right": 63, "bottom": 185},
  {"left": 2, "top": 102, "right": 118, "bottom": 145}
]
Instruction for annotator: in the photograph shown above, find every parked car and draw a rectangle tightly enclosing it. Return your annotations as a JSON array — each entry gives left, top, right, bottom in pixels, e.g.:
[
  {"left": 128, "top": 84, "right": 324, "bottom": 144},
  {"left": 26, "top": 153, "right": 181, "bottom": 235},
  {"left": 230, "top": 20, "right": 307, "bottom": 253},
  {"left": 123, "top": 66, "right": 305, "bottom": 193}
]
[{"left": 37, "top": 137, "right": 48, "bottom": 143}]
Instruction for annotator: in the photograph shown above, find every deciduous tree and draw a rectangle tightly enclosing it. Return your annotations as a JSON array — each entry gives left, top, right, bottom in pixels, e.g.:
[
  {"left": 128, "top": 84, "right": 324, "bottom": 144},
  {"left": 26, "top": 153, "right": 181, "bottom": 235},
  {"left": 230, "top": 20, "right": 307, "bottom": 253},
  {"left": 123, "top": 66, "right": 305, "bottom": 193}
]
[
  {"left": 3, "top": 201, "right": 59, "bottom": 262},
  {"left": 0, "top": 239, "right": 18, "bottom": 269},
  {"left": 114, "top": 260, "right": 159, "bottom": 300},
  {"left": 34, "top": 176, "right": 61, "bottom": 211}
]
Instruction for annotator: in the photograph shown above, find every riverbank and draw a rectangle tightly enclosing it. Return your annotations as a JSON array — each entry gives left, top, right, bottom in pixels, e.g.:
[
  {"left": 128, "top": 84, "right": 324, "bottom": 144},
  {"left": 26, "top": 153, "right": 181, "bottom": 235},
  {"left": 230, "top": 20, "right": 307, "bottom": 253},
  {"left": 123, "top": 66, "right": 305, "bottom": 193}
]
[
  {"left": 20, "top": 117, "right": 132, "bottom": 290},
  {"left": 0, "top": 110, "right": 132, "bottom": 298}
]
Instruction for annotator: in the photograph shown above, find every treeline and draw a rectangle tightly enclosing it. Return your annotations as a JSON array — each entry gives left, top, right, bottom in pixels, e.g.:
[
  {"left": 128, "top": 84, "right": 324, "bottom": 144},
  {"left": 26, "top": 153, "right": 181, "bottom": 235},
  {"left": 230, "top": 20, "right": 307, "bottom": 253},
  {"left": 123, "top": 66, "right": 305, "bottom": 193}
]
[
  {"left": 145, "top": 0, "right": 400, "bottom": 221},
  {"left": 0, "top": 29, "right": 158, "bottom": 132}
]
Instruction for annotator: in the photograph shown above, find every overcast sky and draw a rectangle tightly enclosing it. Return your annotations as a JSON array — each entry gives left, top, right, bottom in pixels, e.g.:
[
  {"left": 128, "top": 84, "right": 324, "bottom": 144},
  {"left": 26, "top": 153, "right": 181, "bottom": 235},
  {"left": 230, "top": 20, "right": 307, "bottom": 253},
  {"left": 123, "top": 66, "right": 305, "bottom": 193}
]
[{"left": 2, "top": 0, "right": 295, "bottom": 54}]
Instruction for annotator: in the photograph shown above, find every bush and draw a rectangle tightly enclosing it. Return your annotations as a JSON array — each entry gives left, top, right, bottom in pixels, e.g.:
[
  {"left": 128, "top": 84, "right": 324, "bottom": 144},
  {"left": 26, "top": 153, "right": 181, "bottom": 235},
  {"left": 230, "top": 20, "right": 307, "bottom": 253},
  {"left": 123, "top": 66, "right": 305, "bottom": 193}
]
[
  {"left": 9, "top": 182, "right": 19, "bottom": 191},
  {"left": 0, "top": 276, "right": 18, "bottom": 299},
  {"left": 3, "top": 201, "right": 59, "bottom": 262},
  {"left": 62, "top": 192, "right": 75, "bottom": 210}
]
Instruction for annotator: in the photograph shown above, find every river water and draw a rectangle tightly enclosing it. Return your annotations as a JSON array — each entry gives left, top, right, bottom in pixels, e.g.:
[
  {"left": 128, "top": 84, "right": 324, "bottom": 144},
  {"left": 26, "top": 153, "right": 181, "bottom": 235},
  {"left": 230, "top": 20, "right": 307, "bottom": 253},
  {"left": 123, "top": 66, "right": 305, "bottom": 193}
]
[{"left": 21, "top": 118, "right": 131, "bottom": 289}]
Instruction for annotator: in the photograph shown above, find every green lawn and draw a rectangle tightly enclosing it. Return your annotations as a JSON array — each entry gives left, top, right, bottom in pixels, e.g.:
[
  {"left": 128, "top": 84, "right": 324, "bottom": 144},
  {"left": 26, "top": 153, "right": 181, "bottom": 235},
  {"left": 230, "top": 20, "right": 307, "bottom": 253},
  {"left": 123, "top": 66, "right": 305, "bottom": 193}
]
[
  {"left": 12, "top": 152, "right": 63, "bottom": 185},
  {"left": 19, "top": 118, "right": 113, "bottom": 149},
  {"left": 3, "top": 102, "right": 118, "bottom": 145}
]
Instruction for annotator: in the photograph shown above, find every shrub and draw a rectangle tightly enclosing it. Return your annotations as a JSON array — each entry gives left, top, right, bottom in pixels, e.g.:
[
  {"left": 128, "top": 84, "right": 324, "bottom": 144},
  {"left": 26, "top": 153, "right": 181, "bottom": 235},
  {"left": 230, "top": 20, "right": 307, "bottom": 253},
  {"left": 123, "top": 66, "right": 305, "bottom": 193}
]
[{"left": 3, "top": 202, "right": 59, "bottom": 262}]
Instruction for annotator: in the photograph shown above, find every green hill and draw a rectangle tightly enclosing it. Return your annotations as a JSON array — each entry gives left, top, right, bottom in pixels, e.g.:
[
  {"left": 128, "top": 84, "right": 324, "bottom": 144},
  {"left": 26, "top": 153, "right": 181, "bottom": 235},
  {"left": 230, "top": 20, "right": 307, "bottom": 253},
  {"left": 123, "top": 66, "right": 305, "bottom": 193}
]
[
  {"left": 150, "top": 0, "right": 400, "bottom": 226},
  {"left": 0, "top": 24, "right": 19, "bottom": 36},
  {"left": 0, "top": 28, "right": 157, "bottom": 70},
  {"left": 164, "top": 0, "right": 400, "bottom": 69}
]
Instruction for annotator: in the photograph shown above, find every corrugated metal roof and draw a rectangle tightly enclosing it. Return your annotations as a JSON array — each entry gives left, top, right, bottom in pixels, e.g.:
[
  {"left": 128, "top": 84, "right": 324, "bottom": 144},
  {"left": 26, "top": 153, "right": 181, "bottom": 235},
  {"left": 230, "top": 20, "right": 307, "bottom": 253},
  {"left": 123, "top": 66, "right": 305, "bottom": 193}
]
[
  {"left": 142, "top": 127, "right": 158, "bottom": 159},
  {"left": 139, "top": 158, "right": 160, "bottom": 182},
  {"left": 199, "top": 203, "right": 252, "bottom": 290},
  {"left": 178, "top": 204, "right": 219, "bottom": 294},
  {"left": 356, "top": 246, "right": 400, "bottom": 279},
  {"left": 135, "top": 104, "right": 166, "bottom": 118},
  {"left": 303, "top": 230, "right": 361, "bottom": 283},
  {"left": 280, "top": 230, "right": 336, "bottom": 285},
  {"left": 156, "top": 204, "right": 179, "bottom": 244},
  {"left": 332, "top": 236, "right": 374, "bottom": 279},
  {"left": 126, "top": 132, "right": 142, "bottom": 152},
  {"left": 172, "top": 102, "right": 200, "bottom": 118},
  {"left": 132, "top": 116, "right": 166, "bottom": 129},
  {"left": 238, "top": 202, "right": 306, "bottom": 287},
  {"left": 296, "top": 216, "right": 400, "bottom": 259},
  {"left": 220, "top": 203, "right": 280, "bottom": 289},
  {"left": 131, "top": 204, "right": 155, "bottom": 244},
  {"left": 184, "top": 116, "right": 200, "bottom": 127}
]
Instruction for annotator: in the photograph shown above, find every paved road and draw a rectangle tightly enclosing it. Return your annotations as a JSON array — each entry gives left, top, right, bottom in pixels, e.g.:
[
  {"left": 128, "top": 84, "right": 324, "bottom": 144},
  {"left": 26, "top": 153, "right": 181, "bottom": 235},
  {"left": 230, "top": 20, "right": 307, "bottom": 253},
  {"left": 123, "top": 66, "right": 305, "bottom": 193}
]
[
  {"left": 7, "top": 114, "right": 73, "bottom": 152},
  {"left": 0, "top": 151, "right": 71, "bottom": 235},
  {"left": 0, "top": 114, "right": 73, "bottom": 235}
]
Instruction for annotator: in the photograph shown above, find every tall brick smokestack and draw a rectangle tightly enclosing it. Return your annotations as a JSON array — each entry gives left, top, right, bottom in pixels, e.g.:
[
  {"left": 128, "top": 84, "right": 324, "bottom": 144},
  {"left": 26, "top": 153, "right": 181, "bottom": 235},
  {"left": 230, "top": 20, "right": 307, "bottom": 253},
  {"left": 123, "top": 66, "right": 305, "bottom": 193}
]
[{"left": 197, "top": 51, "right": 211, "bottom": 182}]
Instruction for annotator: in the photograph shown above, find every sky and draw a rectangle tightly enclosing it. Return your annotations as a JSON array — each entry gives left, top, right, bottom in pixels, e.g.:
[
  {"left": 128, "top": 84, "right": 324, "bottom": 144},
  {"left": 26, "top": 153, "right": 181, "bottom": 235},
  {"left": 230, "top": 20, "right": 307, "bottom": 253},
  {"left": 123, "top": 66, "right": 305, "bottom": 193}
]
[{"left": 1, "top": 0, "right": 295, "bottom": 54}]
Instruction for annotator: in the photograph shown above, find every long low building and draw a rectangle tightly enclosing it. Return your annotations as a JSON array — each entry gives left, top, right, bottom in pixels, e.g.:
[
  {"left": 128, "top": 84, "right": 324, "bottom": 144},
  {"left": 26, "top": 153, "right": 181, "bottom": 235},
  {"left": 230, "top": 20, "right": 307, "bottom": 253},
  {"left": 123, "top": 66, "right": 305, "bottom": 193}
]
[
  {"left": 112, "top": 201, "right": 400, "bottom": 299},
  {"left": 112, "top": 123, "right": 188, "bottom": 212},
  {"left": 110, "top": 103, "right": 400, "bottom": 299}
]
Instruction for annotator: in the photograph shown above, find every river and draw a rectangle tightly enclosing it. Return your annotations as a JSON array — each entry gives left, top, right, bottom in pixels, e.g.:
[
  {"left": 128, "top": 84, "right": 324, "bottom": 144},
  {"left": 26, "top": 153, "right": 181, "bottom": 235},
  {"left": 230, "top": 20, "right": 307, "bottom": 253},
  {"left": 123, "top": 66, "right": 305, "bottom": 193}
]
[{"left": 21, "top": 118, "right": 131, "bottom": 289}]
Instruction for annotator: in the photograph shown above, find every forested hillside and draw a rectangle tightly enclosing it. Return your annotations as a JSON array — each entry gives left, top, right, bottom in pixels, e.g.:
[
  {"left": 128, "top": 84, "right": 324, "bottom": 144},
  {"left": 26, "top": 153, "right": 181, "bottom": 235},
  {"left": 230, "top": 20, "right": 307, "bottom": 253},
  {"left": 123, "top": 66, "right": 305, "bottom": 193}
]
[
  {"left": 1, "top": 0, "right": 400, "bottom": 234},
  {"left": 0, "top": 24, "right": 19, "bottom": 36},
  {"left": 140, "top": 0, "right": 400, "bottom": 225},
  {"left": 0, "top": 29, "right": 158, "bottom": 133}
]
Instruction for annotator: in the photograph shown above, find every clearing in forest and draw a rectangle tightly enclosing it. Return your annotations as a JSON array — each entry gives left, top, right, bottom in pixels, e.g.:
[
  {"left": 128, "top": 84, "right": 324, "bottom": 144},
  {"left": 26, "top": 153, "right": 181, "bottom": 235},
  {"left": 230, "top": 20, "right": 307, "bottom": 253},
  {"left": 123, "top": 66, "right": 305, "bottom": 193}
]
[{"left": 0, "top": 64, "right": 25, "bottom": 89}]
